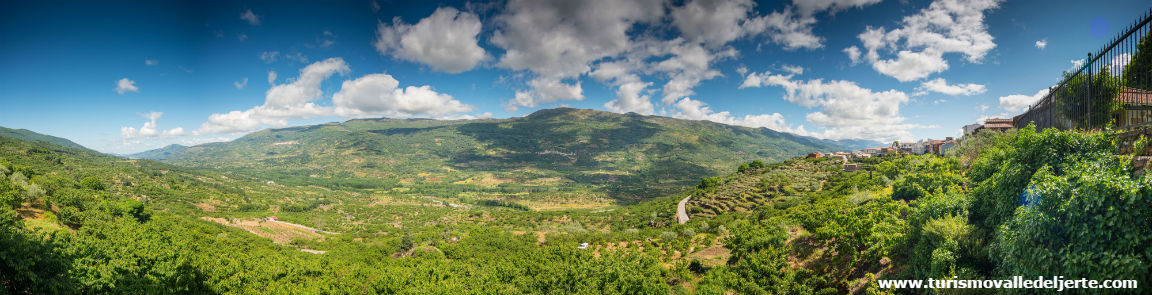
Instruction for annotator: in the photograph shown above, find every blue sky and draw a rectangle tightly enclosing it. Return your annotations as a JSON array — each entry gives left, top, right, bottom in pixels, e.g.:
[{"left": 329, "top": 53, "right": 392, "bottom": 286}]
[{"left": 0, "top": 0, "right": 1149, "bottom": 154}]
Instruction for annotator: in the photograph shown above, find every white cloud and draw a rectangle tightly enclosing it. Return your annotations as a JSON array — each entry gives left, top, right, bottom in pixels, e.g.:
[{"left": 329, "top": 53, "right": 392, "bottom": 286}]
[
  {"left": 144, "top": 58, "right": 158, "bottom": 66},
  {"left": 371, "top": 0, "right": 381, "bottom": 12},
  {"left": 1107, "top": 53, "right": 1132, "bottom": 76},
  {"left": 857, "top": 0, "right": 1001, "bottom": 81},
  {"left": 844, "top": 46, "right": 862, "bottom": 65},
  {"left": 1069, "top": 58, "right": 1085, "bottom": 72},
  {"left": 333, "top": 73, "right": 474, "bottom": 118},
  {"left": 745, "top": 9, "right": 823, "bottom": 50},
  {"left": 196, "top": 58, "right": 480, "bottom": 134},
  {"left": 115, "top": 78, "right": 139, "bottom": 94},
  {"left": 1035, "top": 38, "right": 1047, "bottom": 50},
  {"left": 671, "top": 97, "right": 807, "bottom": 134},
  {"left": 241, "top": 9, "right": 261, "bottom": 26},
  {"left": 652, "top": 40, "right": 734, "bottom": 104},
  {"left": 487, "top": 0, "right": 880, "bottom": 113},
  {"left": 234, "top": 78, "right": 248, "bottom": 90},
  {"left": 592, "top": 61, "right": 655, "bottom": 115},
  {"left": 919, "top": 78, "right": 986, "bottom": 96},
  {"left": 506, "top": 77, "right": 585, "bottom": 111},
  {"left": 284, "top": 52, "right": 308, "bottom": 63},
  {"left": 197, "top": 58, "right": 350, "bottom": 134},
  {"left": 671, "top": 0, "right": 757, "bottom": 47},
  {"left": 492, "top": 0, "right": 664, "bottom": 80},
  {"left": 260, "top": 51, "right": 280, "bottom": 63},
  {"left": 121, "top": 112, "right": 186, "bottom": 139},
  {"left": 999, "top": 88, "right": 1050, "bottom": 112},
  {"left": 739, "top": 69, "right": 919, "bottom": 141},
  {"left": 781, "top": 64, "right": 805, "bottom": 75},
  {"left": 375, "top": 7, "right": 488, "bottom": 73},
  {"left": 741, "top": 0, "right": 883, "bottom": 50},
  {"left": 871, "top": 50, "right": 949, "bottom": 82}
]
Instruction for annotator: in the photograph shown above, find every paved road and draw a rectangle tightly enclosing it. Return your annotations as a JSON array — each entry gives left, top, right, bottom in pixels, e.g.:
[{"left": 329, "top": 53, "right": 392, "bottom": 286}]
[{"left": 677, "top": 195, "right": 691, "bottom": 224}]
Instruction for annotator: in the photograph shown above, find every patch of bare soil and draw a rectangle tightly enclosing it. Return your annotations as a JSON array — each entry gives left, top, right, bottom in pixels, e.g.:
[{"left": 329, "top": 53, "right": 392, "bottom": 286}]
[{"left": 201, "top": 217, "right": 324, "bottom": 244}]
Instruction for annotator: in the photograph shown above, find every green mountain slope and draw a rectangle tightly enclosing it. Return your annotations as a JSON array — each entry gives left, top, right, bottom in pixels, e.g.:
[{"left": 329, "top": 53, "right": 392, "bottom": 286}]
[
  {"left": 0, "top": 126, "right": 89, "bottom": 151},
  {"left": 141, "top": 108, "right": 877, "bottom": 206},
  {"left": 127, "top": 144, "right": 187, "bottom": 160}
]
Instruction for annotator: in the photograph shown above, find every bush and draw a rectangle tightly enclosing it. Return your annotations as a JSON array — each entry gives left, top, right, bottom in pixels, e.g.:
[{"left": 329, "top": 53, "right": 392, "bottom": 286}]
[
  {"left": 681, "top": 228, "right": 696, "bottom": 238},
  {"left": 660, "top": 231, "right": 678, "bottom": 241},
  {"left": 80, "top": 177, "right": 105, "bottom": 191},
  {"left": 992, "top": 156, "right": 1152, "bottom": 288}
]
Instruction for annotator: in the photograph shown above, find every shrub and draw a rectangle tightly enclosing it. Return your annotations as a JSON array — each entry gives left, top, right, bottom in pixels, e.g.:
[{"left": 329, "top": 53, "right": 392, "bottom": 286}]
[
  {"left": 992, "top": 156, "right": 1152, "bottom": 288},
  {"left": 80, "top": 177, "right": 105, "bottom": 191}
]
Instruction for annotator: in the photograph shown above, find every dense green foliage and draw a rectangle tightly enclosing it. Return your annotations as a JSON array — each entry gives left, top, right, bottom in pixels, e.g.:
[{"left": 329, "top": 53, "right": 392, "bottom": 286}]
[{"left": 2, "top": 122, "right": 1150, "bottom": 294}]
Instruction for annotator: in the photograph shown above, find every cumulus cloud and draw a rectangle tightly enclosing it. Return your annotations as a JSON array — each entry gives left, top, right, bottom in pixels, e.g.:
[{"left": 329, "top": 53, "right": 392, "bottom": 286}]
[
  {"left": 487, "top": 0, "right": 882, "bottom": 112},
  {"left": 197, "top": 58, "right": 350, "bottom": 134},
  {"left": 375, "top": 7, "right": 488, "bottom": 73},
  {"left": 652, "top": 40, "right": 735, "bottom": 104},
  {"left": 260, "top": 51, "right": 280, "bottom": 63},
  {"left": 592, "top": 61, "right": 655, "bottom": 115},
  {"left": 234, "top": 78, "right": 248, "bottom": 90},
  {"left": 491, "top": 0, "right": 665, "bottom": 108},
  {"left": 1035, "top": 39, "right": 1047, "bottom": 49},
  {"left": 843, "top": 46, "right": 862, "bottom": 65},
  {"left": 871, "top": 50, "right": 949, "bottom": 82},
  {"left": 781, "top": 64, "right": 805, "bottom": 75},
  {"left": 671, "top": 97, "right": 807, "bottom": 134},
  {"left": 671, "top": 0, "right": 758, "bottom": 47},
  {"left": 121, "top": 112, "right": 186, "bottom": 139},
  {"left": 919, "top": 78, "right": 986, "bottom": 96},
  {"left": 144, "top": 58, "right": 158, "bottom": 66},
  {"left": 999, "top": 88, "right": 1050, "bottom": 112},
  {"left": 739, "top": 69, "right": 920, "bottom": 141},
  {"left": 241, "top": 9, "right": 261, "bottom": 26},
  {"left": 115, "top": 78, "right": 139, "bottom": 94},
  {"left": 492, "top": 0, "right": 664, "bottom": 79},
  {"left": 333, "top": 73, "right": 474, "bottom": 118},
  {"left": 196, "top": 58, "right": 479, "bottom": 134},
  {"left": 741, "top": 0, "right": 883, "bottom": 50},
  {"left": 506, "top": 77, "right": 585, "bottom": 111},
  {"left": 1107, "top": 53, "right": 1132, "bottom": 76},
  {"left": 856, "top": 0, "right": 1001, "bottom": 81}
]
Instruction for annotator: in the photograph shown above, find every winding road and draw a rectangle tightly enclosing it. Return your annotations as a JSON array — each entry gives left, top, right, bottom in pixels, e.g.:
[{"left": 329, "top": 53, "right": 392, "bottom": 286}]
[{"left": 677, "top": 195, "right": 691, "bottom": 224}]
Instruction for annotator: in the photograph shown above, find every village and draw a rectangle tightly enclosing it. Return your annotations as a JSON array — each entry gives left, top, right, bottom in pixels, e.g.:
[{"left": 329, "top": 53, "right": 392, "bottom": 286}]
[{"left": 809, "top": 117, "right": 1015, "bottom": 172}]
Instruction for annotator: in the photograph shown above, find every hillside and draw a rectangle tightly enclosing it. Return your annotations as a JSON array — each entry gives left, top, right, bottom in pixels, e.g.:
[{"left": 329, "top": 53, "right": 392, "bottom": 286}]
[
  {"left": 0, "top": 126, "right": 89, "bottom": 151},
  {"left": 127, "top": 144, "right": 187, "bottom": 159},
  {"left": 137, "top": 108, "right": 876, "bottom": 206}
]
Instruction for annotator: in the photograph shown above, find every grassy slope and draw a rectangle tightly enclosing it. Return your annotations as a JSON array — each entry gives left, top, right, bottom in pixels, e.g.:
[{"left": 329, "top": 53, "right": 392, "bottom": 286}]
[{"left": 0, "top": 126, "right": 90, "bottom": 151}]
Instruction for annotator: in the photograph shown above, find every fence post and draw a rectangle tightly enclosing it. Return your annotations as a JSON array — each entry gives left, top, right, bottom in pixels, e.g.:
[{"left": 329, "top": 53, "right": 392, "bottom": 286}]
[{"left": 1087, "top": 52, "right": 1093, "bottom": 130}]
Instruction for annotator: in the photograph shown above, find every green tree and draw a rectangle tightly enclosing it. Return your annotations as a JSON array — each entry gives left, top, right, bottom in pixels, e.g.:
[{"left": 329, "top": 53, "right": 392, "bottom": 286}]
[
  {"left": 80, "top": 177, "right": 105, "bottom": 191},
  {"left": 1123, "top": 30, "right": 1152, "bottom": 90}
]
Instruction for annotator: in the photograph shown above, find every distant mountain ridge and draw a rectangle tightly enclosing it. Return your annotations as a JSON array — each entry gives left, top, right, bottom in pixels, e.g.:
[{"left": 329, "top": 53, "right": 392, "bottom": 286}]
[
  {"left": 131, "top": 108, "right": 880, "bottom": 203},
  {"left": 128, "top": 144, "right": 187, "bottom": 160},
  {"left": 0, "top": 126, "right": 90, "bottom": 151}
]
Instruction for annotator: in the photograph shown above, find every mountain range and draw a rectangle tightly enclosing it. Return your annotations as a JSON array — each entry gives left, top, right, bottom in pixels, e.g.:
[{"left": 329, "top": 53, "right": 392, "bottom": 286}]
[{"left": 126, "top": 108, "right": 878, "bottom": 205}]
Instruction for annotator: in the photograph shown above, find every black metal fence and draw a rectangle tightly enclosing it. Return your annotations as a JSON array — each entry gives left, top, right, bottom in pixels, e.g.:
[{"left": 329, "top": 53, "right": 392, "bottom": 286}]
[{"left": 1014, "top": 9, "right": 1152, "bottom": 130}]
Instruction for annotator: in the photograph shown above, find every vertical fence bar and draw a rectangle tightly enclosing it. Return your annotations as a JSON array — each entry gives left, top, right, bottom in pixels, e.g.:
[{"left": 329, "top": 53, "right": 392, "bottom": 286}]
[{"left": 1011, "top": 10, "right": 1151, "bottom": 132}]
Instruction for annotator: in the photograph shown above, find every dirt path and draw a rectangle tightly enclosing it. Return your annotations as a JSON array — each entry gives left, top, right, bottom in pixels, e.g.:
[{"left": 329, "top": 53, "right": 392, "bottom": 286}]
[
  {"left": 269, "top": 220, "right": 341, "bottom": 235},
  {"left": 677, "top": 195, "right": 691, "bottom": 224}
]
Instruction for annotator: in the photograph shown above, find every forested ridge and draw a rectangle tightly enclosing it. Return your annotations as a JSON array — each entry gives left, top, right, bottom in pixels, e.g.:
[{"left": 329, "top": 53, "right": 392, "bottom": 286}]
[
  {"left": 2, "top": 124, "right": 1150, "bottom": 294},
  {"left": 131, "top": 108, "right": 871, "bottom": 206}
]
